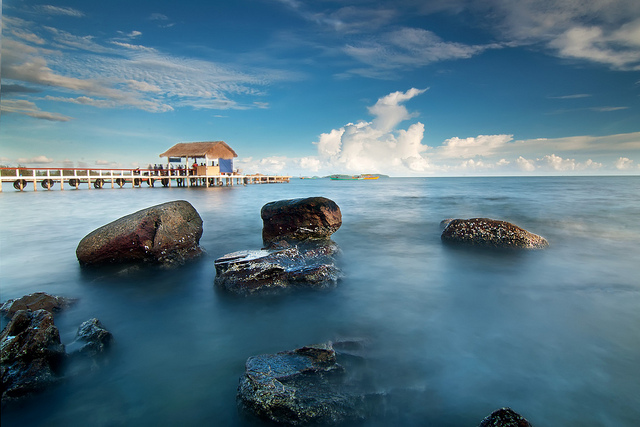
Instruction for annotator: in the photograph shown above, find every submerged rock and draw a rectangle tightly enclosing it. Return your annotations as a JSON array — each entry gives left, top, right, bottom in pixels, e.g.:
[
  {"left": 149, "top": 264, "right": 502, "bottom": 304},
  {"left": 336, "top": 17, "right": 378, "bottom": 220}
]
[
  {"left": 76, "top": 200, "right": 203, "bottom": 266},
  {"left": 479, "top": 407, "right": 533, "bottom": 427},
  {"left": 1, "top": 309, "right": 66, "bottom": 403},
  {"left": 441, "top": 218, "right": 548, "bottom": 249},
  {"left": 238, "top": 343, "right": 376, "bottom": 425},
  {"left": 214, "top": 241, "right": 340, "bottom": 296},
  {"left": 261, "top": 197, "right": 342, "bottom": 245},
  {"left": 70, "top": 318, "right": 113, "bottom": 358},
  {"left": 1, "top": 292, "right": 77, "bottom": 318}
]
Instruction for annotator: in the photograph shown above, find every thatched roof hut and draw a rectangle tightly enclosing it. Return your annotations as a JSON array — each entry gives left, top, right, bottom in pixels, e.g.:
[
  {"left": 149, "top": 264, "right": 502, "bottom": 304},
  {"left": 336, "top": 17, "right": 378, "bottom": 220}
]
[{"left": 159, "top": 141, "right": 238, "bottom": 160}]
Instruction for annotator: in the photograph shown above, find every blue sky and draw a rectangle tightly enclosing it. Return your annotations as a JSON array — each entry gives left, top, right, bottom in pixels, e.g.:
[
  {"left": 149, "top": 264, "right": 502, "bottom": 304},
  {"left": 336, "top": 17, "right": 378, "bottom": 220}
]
[{"left": 1, "top": 0, "right": 639, "bottom": 176}]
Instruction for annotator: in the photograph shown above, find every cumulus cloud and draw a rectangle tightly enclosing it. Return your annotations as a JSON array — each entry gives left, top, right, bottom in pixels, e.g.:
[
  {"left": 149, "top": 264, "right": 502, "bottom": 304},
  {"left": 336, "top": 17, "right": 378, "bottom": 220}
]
[
  {"left": 615, "top": 157, "right": 635, "bottom": 170},
  {"left": 312, "top": 88, "right": 432, "bottom": 174}
]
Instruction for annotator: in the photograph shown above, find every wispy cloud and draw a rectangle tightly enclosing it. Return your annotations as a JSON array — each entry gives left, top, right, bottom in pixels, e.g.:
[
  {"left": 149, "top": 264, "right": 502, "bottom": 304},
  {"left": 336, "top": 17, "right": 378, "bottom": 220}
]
[
  {"left": 1, "top": 17, "right": 294, "bottom": 118},
  {"left": 35, "top": 5, "right": 84, "bottom": 18},
  {"left": 549, "top": 94, "right": 592, "bottom": 99},
  {"left": 17, "top": 155, "right": 55, "bottom": 164},
  {"left": 343, "top": 28, "right": 502, "bottom": 78},
  {"left": 1, "top": 99, "right": 73, "bottom": 121}
]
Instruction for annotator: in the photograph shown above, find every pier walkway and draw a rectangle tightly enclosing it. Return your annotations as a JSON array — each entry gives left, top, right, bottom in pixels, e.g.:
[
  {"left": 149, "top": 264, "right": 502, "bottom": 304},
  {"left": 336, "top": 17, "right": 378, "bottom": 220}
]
[{"left": 0, "top": 167, "right": 290, "bottom": 192}]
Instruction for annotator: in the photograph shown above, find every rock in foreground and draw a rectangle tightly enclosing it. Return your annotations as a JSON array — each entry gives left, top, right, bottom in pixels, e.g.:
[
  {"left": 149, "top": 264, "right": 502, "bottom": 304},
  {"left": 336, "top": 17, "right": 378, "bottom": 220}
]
[
  {"left": 214, "top": 242, "right": 340, "bottom": 296},
  {"left": 479, "top": 407, "right": 533, "bottom": 426},
  {"left": 1, "top": 310, "right": 66, "bottom": 403},
  {"left": 238, "top": 343, "right": 375, "bottom": 425},
  {"left": 76, "top": 200, "right": 203, "bottom": 266},
  {"left": 261, "top": 197, "right": 342, "bottom": 245},
  {"left": 1, "top": 292, "right": 77, "bottom": 318},
  {"left": 441, "top": 218, "right": 548, "bottom": 249}
]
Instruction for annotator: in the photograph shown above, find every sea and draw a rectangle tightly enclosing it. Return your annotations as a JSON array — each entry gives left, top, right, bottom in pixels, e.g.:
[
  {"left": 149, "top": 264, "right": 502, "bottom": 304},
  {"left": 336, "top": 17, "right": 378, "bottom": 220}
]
[{"left": 1, "top": 176, "right": 639, "bottom": 427}]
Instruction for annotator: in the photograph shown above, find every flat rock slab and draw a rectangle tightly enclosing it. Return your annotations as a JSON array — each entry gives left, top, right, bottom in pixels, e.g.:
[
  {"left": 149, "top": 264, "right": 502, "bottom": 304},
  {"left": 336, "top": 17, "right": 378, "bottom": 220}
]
[
  {"left": 1, "top": 292, "right": 77, "bottom": 318},
  {"left": 441, "top": 218, "right": 548, "bottom": 249},
  {"left": 238, "top": 343, "right": 375, "bottom": 425},
  {"left": 76, "top": 200, "right": 203, "bottom": 266},
  {"left": 261, "top": 197, "right": 342, "bottom": 245},
  {"left": 1, "top": 309, "right": 66, "bottom": 403},
  {"left": 214, "top": 242, "right": 340, "bottom": 296}
]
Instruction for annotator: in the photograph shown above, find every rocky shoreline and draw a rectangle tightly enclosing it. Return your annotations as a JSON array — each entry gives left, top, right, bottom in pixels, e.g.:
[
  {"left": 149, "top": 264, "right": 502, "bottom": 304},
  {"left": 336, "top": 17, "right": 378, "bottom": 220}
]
[{"left": 2, "top": 197, "right": 547, "bottom": 424}]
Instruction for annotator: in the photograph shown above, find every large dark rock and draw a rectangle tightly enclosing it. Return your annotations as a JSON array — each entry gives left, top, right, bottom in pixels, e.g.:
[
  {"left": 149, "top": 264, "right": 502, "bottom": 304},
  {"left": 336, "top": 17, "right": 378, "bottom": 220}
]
[
  {"left": 1, "top": 292, "right": 77, "bottom": 318},
  {"left": 441, "top": 218, "right": 548, "bottom": 249},
  {"left": 261, "top": 197, "right": 342, "bottom": 245},
  {"left": 1, "top": 310, "right": 66, "bottom": 403},
  {"left": 479, "top": 407, "right": 533, "bottom": 427},
  {"left": 214, "top": 241, "right": 340, "bottom": 296},
  {"left": 76, "top": 200, "right": 203, "bottom": 266},
  {"left": 238, "top": 343, "right": 376, "bottom": 425}
]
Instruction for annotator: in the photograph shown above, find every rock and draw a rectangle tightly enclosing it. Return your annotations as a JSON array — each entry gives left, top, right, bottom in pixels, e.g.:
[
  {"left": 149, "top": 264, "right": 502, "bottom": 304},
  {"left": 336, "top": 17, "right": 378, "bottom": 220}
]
[
  {"left": 76, "top": 200, "right": 203, "bottom": 266},
  {"left": 1, "top": 292, "right": 77, "bottom": 318},
  {"left": 479, "top": 407, "right": 533, "bottom": 427},
  {"left": 441, "top": 218, "right": 548, "bottom": 249},
  {"left": 71, "top": 318, "right": 113, "bottom": 358},
  {"left": 261, "top": 197, "right": 342, "bottom": 245},
  {"left": 238, "top": 343, "right": 376, "bottom": 425},
  {"left": 1, "top": 310, "right": 66, "bottom": 403},
  {"left": 214, "top": 241, "right": 340, "bottom": 296}
]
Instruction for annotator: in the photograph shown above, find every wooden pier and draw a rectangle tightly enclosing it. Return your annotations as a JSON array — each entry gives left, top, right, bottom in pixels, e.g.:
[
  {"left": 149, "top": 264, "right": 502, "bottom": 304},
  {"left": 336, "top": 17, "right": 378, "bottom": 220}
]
[{"left": 0, "top": 167, "right": 291, "bottom": 192}]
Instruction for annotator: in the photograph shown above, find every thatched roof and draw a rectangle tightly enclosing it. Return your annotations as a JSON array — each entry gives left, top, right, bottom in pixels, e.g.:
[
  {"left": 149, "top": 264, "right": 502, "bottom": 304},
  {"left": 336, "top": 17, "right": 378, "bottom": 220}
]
[{"left": 159, "top": 141, "right": 238, "bottom": 159}]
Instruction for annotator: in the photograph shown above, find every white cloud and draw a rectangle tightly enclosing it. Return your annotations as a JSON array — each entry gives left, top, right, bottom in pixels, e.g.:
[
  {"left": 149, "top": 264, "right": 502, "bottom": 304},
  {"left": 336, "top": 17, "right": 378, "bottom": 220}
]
[
  {"left": 550, "top": 23, "right": 640, "bottom": 70},
  {"left": 17, "top": 155, "right": 54, "bottom": 164},
  {"left": 439, "top": 134, "right": 514, "bottom": 158},
  {"left": 516, "top": 156, "right": 536, "bottom": 172},
  {"left": 314, "top": 88, "right": 432, "bottom": 174},
  {"left": 542, "top": 153, "right": 576, "bottom": 171},
  {"left": 615, "top": 157, "right": 635, "bottom": 170},
  {"left": 110, "top": 41, "right": 157, "bottom": 53}
]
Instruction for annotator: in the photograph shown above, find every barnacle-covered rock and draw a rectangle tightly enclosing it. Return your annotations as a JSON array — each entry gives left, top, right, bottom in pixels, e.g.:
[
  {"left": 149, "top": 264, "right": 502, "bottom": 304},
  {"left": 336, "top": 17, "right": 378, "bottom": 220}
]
[
  {"left": 478, "top": 407, "right": 533, "bottom": 426},
  {"left": 441, "top": 218, "right": 548, "bottom": 249}
]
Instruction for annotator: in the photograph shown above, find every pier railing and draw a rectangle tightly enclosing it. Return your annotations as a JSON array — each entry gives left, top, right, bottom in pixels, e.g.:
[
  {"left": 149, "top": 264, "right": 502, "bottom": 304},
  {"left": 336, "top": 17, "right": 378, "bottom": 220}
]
[{"left": 0, "top": 167, "right": 290, "bottom": 192}]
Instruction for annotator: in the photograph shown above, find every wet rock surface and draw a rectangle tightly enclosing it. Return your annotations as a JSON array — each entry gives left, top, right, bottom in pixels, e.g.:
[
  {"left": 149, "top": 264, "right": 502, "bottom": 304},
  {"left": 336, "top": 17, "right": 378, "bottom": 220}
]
[
  {"left": 478, "top": 407, "right": 533, "bottom": 427},
  {"left": 261, "top": 197, "right": 342, "bottom": 245},
  {"left": 441, "top": 218, "right": 548, "bottom": 249},
  {"left": 1, "top": 309, "right": 66, "bottom": 403},
  {"left": 237, "top": 342, "right": 378, "bottom": 425},
  {"left": 214, "top": 241, "right": 340, "bottom": 296},
  {"left": 1, "top": 292, "right": 77, "bottom": 318},
  {"left": 76, "top": 200, "right": 203, "bottom": 266},
  {"left": 69, "top": 318, "right": 113, "bottom": 358}
]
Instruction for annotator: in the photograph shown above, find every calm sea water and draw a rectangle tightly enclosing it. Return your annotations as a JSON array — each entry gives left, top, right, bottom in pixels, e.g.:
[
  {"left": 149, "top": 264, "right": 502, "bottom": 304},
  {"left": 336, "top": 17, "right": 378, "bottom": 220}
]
[{"left": 1, "top": 177, "right": 639, "bottom": 426}]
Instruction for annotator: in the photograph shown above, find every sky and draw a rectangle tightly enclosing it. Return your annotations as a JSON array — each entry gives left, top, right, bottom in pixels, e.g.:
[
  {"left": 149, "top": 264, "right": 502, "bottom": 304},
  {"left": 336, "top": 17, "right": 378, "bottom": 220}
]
[{"left": 1, "top": 0, "right": 639, "bottom": 177}]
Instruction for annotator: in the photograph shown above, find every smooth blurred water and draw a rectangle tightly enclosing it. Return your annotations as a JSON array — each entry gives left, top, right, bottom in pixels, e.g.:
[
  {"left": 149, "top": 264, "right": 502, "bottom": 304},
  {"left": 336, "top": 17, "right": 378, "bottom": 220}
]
[{"left": 1, "top": 177, "right": 639, "bottom": 426}]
